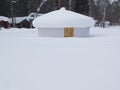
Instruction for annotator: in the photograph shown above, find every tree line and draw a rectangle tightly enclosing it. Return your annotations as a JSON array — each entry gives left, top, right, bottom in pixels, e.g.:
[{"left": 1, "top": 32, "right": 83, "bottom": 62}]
[{"left": 0, "top": 0, "right": 120, "bottom": 25}]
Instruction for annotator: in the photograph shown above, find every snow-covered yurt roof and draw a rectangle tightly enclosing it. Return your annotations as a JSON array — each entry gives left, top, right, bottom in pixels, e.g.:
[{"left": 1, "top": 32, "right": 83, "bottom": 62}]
[
  {"left": 28, "top": 12, "right": 43, "bottom": 18},
  {"left": 33, "top": 7, "right": 95, "bottom": 28},
  {"left": 0, "top": 16, "right": 10, "bottom": 22}
]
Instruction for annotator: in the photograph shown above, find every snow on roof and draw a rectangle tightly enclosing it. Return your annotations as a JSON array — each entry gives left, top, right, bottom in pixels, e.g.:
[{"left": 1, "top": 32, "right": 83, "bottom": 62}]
[
  {"left": 33, "top": 7, "right": 95, "bottom": 28},
  {"left": 0, "top": 16, "right": 10, "bottom": 22},
  {"left": 10, "top": 17, "right": 34, "bottom": 24},
  {"left": 28, "top": 12, "right": 43, "bottom": 18}
]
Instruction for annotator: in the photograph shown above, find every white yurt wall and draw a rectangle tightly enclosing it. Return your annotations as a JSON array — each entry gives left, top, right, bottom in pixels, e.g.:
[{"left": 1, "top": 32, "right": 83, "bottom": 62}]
[
  {"left": 38, "top": 28, "right": 64, "bottom": 37},
  {"left": 74, "top": 27, "right": 90, "bottom": 37}
]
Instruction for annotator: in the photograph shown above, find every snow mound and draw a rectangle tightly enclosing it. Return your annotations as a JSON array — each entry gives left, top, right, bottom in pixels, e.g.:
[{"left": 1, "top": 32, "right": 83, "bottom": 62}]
[{"left": 33, "top": 7, "right": 95, "bottom": 28}]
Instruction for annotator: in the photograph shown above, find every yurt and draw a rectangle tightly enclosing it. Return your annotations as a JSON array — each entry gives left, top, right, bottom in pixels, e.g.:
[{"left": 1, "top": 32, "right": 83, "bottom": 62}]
[
  {"left": 0, "top": 16, "right": 10, "bottom": 28},
  {"left": 33, "top": 7, "right": 95, "bottom": 37}
]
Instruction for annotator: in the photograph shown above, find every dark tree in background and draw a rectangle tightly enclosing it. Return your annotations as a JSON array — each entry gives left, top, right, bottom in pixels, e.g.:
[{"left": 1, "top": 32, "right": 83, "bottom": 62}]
[
  {"left": 106, "top": 0, "right": 120, "bottom": 25},
  {"left": 38, "top": 0, "right": 75, "bottom": 13},
  {"left": 0, "top": 0, "right": 10, "bottom": 17},
  {"left": 27, "top": 0, "right": 40, "bottom": 14},
  {"left": 15, "top": 0, "right": 29, "bottom": 16},
  {"left": 0, "top": 0, "right": 120, "bottom": 25},
  {"left": 74, "top": 0, "right": 89, "bottom": 15},
  {"left": 0, "top": 0, "right": 89, "bottom": 17}
]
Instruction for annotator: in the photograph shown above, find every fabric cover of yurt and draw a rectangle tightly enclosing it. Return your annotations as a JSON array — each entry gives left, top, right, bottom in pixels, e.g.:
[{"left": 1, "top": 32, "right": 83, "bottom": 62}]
[{"left": 33, "top": 7, "right": 95, "bottom": 28}]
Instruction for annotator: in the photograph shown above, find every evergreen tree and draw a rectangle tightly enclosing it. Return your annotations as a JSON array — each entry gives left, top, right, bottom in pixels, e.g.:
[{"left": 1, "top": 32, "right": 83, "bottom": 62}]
[
  {"left": 0, "top": 0, "right": 11, "bottom": 17},
  {"left": 27, "top": 0, "right": 40, "bottom": 14},
  {"left": 74, "top": 0, "right": 89, "bottom": 15},
  {"left": 15, "top": 0, "right": 29, "bottom": 16},
  {"left": 105, "top": 0, "right": 120, "bottom": 25},
  {"left": 0, "top": 0, "right": 119, "bottom": 26}
]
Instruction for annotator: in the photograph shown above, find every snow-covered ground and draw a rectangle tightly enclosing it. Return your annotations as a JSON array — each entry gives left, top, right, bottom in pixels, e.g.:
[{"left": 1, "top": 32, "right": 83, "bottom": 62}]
[{"left": 0, "top": 26, "right": 120, "bottom": 90}]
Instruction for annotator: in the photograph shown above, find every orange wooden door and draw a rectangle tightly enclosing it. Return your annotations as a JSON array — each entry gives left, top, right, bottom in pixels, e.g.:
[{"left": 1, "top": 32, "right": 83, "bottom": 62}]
[{"left": 64, "top": 28, "right": 74, "bottom": 37}]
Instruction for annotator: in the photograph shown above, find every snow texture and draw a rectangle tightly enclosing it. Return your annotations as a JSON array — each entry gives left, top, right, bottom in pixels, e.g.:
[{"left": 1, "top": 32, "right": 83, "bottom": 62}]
[
  {"left": 0, "top": 26, "right": 120, "bottom": 90},
  {"left": 33, "top": 7, "right": 95, "bottom": 28}
]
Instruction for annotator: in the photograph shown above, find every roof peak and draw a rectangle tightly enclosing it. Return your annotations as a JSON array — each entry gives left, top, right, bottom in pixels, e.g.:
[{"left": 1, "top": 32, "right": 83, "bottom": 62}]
[{"left": 60, "top": 7, "right": 66, "bottom": 11}]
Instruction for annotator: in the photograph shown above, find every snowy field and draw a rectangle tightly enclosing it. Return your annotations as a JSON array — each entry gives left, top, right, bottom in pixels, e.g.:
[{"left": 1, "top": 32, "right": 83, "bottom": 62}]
[{"left": 0, "top": 26, "right": 120, "bottom": 90}]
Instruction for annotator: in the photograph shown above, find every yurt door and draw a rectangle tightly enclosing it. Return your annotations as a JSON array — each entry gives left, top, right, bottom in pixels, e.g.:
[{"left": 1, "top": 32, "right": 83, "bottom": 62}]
[{"left": 64, "top": 28, "right": 74, "bottom": 37}]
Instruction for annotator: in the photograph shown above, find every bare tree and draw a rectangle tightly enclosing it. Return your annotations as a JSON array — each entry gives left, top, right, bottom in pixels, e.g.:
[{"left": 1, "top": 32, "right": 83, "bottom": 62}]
[
  {"left": 37, "top": 0, "right": 48, "bottom": 13},
  {"left": 69, "top": 0, "right": 72, "bottom": 10},
  {"left": 95, "top": 0, "right": 109, "bottom": 27},
  {"left": 102, "top": 0, "right": 107, "bottom": 28},
  {"left": 11, "top": 0, "right": 16, "bottom": 27},
  {"left": 88, "top": 0, "right": 92, "bottom": 17}
]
